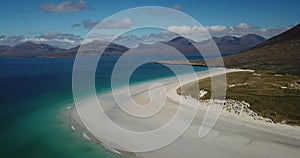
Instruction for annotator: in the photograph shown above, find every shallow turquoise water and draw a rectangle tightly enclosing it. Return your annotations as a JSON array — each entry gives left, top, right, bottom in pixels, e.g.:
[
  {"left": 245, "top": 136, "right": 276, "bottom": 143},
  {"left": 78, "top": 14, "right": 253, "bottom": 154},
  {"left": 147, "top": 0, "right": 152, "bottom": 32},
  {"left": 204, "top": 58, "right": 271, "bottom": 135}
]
[{"left": 0, "top": 55, "right": 207, "bottom": 158}]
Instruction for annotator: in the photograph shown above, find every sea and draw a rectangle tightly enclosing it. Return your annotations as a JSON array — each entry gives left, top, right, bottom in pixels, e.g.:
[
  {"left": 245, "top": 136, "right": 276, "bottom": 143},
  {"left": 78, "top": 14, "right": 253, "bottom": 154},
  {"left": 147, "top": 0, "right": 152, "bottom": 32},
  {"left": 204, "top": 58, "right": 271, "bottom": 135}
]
[{"left": 0, "top": 53, "right": 231, "bottom": 158}]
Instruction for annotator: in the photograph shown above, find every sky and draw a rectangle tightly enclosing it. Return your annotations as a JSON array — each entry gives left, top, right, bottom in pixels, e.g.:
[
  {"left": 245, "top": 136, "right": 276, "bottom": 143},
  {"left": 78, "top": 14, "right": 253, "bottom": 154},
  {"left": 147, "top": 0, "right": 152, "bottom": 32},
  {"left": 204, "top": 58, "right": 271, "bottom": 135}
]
[{"left": 0, "top": 0, "right": 299, "bottom": 48}]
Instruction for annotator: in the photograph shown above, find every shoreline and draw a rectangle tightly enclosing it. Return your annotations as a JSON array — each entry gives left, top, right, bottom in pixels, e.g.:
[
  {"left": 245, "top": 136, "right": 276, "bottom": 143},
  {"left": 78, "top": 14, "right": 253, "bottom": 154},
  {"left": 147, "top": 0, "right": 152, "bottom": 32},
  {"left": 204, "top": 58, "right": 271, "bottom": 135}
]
[
  {"left": 65, "top": 68, "right": 300, "bottom": 158},
  {"left": 63, "top": 104, "right": 135, "bottom": 157}
]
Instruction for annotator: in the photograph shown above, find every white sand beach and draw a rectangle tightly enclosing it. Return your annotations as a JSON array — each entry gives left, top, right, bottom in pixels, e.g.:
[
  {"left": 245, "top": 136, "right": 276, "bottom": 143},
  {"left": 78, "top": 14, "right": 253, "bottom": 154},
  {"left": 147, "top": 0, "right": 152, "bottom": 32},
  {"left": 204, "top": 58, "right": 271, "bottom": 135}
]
[{"left": 68, "top": 69, "right": 300, "bottom": 158}]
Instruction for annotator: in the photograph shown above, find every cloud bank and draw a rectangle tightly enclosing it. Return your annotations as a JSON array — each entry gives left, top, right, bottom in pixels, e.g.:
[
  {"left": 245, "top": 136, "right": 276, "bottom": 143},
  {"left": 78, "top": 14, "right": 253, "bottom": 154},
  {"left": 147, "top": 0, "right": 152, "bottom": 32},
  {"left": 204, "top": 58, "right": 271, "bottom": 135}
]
[
  {"left": 0, "top": 33, "right": 83, "bottom": 48},
  {"left": 167, "top": 23, "right": 291, "bottom": 39},
  {"left": 0, "top": 23, "right": 292, "bottom": 48}
]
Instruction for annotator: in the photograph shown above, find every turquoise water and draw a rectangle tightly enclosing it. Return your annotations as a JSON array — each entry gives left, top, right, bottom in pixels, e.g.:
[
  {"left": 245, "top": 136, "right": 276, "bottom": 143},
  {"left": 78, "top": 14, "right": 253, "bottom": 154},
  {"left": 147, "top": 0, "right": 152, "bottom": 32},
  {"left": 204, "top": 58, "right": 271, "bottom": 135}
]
[{"left": 0, "top": 55, "right": 207, "bottom": 158}]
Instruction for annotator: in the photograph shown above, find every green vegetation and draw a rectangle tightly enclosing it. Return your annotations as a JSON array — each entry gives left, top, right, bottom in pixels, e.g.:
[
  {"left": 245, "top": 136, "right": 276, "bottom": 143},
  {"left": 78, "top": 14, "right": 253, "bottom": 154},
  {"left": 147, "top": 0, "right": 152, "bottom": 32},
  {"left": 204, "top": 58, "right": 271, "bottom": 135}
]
[{"left": 178, "top": 71, "right": 300, "bottom": 125}]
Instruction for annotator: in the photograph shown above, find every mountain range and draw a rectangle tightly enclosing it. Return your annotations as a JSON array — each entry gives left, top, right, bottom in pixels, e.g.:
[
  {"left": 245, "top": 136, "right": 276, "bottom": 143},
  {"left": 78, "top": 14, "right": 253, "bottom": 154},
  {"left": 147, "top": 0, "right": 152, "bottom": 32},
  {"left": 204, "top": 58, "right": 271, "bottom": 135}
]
[
  {"left": 188, "top": 24, "right": 300, "bottom": 75},
  {"left": 0, "top": 40, "right": 129, "bottom": 58},
  {"left": 132, "top": 34, "right": 265, "bottom": 55},
  {"left": 223, "top": 23, "right": 300, "bottom": 75},
  {"left": 0, "top": 34, "right": 265, "bottom": 58},
  {"left": 212, "top": 34, "right": 266, "bottom": 52}
]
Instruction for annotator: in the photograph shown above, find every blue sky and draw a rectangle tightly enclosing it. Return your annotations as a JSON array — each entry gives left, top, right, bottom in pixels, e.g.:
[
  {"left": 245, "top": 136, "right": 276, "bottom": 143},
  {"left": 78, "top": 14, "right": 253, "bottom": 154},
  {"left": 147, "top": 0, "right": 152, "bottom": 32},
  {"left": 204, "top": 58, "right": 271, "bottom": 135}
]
[{"left": 0, "top": 0, "right": 299, "bottom": 47}]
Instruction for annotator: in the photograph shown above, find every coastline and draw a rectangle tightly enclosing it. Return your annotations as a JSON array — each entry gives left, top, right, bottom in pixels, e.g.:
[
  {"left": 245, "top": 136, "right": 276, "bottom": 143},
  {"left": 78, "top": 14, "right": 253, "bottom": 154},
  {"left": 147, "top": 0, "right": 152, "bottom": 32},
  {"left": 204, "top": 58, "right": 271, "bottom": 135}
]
[
  {"left": 65, "top": 68, "right": 300, "bottom": 158},
  {"left": 63, "top": 105, "right": 135, "bottom": 158}
]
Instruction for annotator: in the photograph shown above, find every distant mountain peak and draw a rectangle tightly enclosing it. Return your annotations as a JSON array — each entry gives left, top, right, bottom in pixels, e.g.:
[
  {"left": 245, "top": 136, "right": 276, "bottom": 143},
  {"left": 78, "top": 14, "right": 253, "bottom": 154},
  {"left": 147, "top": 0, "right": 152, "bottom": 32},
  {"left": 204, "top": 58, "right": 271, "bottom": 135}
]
[
  {"left": 242, "top": 33, "right": 263, "bottom": 37},
  {"left": 168, "top": 36, "right": 193, "bottom": 45},
  {"left": 14, "top": 41, "right": 38, "bottom": 47},
  {"left": 240, "top": 34, "right": 266, "bottom": 42},
  {"left": 17, "top": 41, "right": 36, "bottom": 45},
  {"left": 210, "top": 34, "right": 265, "bottom": 52},
  {"left": 222, "top": 24, "right": 300, "bottom": 75}
]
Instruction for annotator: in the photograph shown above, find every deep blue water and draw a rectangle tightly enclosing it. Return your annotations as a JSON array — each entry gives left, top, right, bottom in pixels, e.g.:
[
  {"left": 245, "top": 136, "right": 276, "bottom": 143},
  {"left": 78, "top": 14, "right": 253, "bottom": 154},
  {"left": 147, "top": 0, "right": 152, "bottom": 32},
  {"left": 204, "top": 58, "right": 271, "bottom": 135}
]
[{"left": 0, "top": 54, "right": 208, "bottom": 158}]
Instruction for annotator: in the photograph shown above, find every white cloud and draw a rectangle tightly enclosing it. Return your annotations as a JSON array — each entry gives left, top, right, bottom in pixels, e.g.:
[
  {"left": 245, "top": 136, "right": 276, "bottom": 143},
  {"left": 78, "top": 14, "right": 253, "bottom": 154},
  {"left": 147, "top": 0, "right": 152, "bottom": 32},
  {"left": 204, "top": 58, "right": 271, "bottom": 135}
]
[
  {"left": 167, "top": 25, "right": 231, "bottom": 38},
  {"left": 167, "top": 25, "right": 212, "bottom": 40},
  {"left": 40, "top": 0, "right": 89, "bottom": 13},
  {"left": 256, "top": 26, "right": 291, "bottom": 37},
  {"left": 207, "top": 25, "right": 229, "bottom": 32},
  {"left": 0, "top": 35, "right": 26, "bottom": 46},
  {"left": 234, "top": 23, "right": 252, "bottom": 29},
  {"left": 167, "top": 23, "right": 291, "bottom": 38},
  {"left": 82, "top": 33, "right": 117, "bottom": 44},
  {"left": 114, "top": 32, "right": 178, "bottom": 47},
  {"left": 37, "top": 32, "right": 81, "bottom": 40},
  {"left": 206, "top": 25, "right": 230, "bottom": 37},
  {"left": 0, "top": 33, "right": 83, "bottom": 48}
]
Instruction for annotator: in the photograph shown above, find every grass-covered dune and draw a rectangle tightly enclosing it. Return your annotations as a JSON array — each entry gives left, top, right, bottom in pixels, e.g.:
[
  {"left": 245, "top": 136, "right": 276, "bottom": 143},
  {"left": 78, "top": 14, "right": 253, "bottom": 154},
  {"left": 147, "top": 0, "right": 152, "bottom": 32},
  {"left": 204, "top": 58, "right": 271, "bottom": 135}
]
[{"left": 178, "top": 71, "right": 300, "bottom": 125}]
